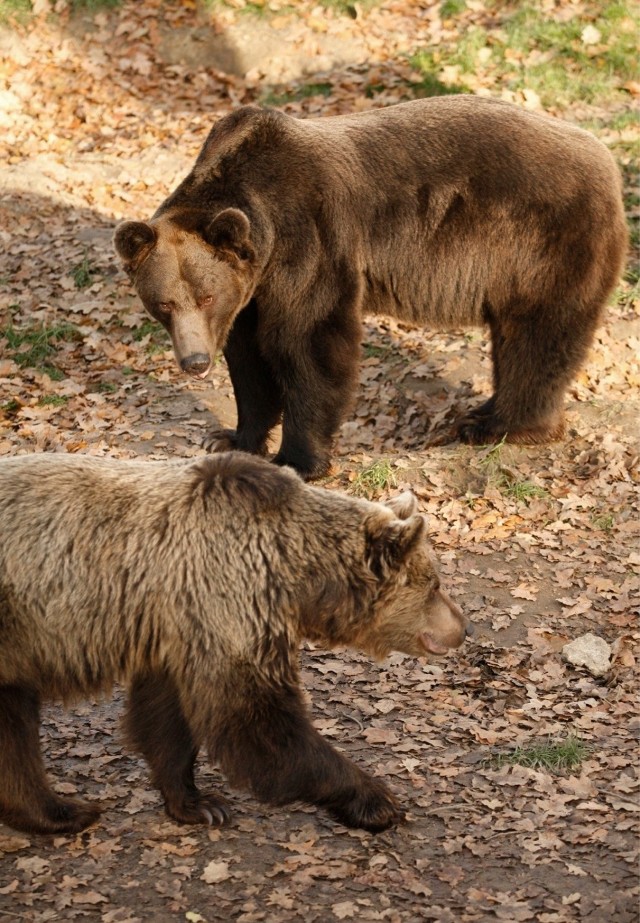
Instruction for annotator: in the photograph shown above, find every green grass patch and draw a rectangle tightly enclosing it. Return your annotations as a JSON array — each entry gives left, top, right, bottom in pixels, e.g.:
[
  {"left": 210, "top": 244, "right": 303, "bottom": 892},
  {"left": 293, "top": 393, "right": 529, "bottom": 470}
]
[
  {"left": 38, "top": 394, "right": 70, "bottom": 407},
  {"left": 493, "top": 1, "right": 638, "bottom": 108},
  {"left": 131, "top": 319, "right": 164, "bottom": 342},
  {"left": 131, "top": 319, "right": 170, "bottom": 355},
  {"left": 492, "top": 735, "right": 588, "bottom": 774},
  {"left": 621, "top": 163, "right": 640, "bottom": 255},
  {"left": 71, "top": 253, "right": 97, "bottom": 290},
  {"left": 351, "top": 459, "right": 397, "bottom": 498},
  {"left": 474, "top": 441, "right": 548, "bottom": 502},
  {"left": 608, "top": 110, "right": 640, "bottom": 132},
  {"left": 1, "top": 398, "right": 21, "bottom": 416},
  {"left": 68, "top": 0, "right": 121, "bottom": 10},
  {"left": 0, "top": 0, "right": 119, "bottom": 20},
  {"left": 205, "top": 0, "right": 381, "bottom": 14},
  {"left": 318, "top": 0, "right": 380, "bottom": 14},
  {"left": 0, "top": 0, "right": 31, "bottom": 24},
  {"left": 591, "top": 512, "right": 615, "bottom": 531},
  {"left": 262, "top": 82, "right": 334, "bottom": 106},
  {"left": 202, "top": 0, "right": 290, "bottom": 16},
  {"left": 441, "top": 0, "right": 467, "bottom": 17},
  {"left": 476, "top": 435, "right": 508, "bottom": 466},
  {"left": 409, "top": 50, "right": 471, "bottom": 96},
  {"left": 95, "top": 380, "right": 118, "bottom": 394},
  {"left": 41, "top": 366, "right": 65, "bottom": 381},
  {"left": 408, "top": 1, "right": 638, "bottom": 108},
  {"left": 363, "top": 342, "right": 390, "bottom": 359},
  {"left": 499, "top": 474, "right": 548, "bottom": 502},
  {"left": 1, "top": 322, "right": 79, "bottom": 377}
]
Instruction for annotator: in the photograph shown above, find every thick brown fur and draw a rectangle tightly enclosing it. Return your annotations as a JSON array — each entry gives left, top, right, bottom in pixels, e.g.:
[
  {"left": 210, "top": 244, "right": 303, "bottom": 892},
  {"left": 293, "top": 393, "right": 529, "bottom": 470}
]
[
  {"left": 114, "top": 97, "right": 628, "bottom": 478},
  {"left": 0, "top": 452, "right": 467, "bottom": 836}
]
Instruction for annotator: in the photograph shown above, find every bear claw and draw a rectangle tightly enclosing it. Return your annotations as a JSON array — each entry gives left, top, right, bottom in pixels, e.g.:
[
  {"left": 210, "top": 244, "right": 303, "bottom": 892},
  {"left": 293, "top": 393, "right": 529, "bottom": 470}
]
[{"left": 165, "top": 794, "right": 232, "bottom": 827}]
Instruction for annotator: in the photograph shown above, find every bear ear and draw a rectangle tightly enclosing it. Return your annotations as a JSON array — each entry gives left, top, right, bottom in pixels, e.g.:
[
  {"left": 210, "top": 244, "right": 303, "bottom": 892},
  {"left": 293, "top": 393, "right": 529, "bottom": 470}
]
[
  {"left": 204, "top": 208, "right": 254, "bottom": 261},
  {"left": 365, "top": 513, "right": 426, "bottom": 580},
  {"left": 384, "top": 491, "right": 419, "bottom": 521},
  {"left": 113, "top": 221, "right": 156, "bottom": 266}
]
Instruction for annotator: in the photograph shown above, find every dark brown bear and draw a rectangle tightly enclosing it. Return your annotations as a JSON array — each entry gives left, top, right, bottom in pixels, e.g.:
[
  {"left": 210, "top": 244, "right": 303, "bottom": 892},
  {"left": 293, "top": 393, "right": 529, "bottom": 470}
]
[
  {"left": 114, "top": 96, "right": 628, "bottom": 478},
  {"left": 0, "top": 451, "right": 468, "bottom": 837}
]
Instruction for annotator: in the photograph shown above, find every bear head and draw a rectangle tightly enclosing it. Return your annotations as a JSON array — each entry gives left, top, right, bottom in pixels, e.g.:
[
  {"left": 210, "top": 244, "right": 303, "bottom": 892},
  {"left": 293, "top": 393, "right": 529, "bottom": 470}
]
[
  {"left": 114, "top": 208, "right": 258, "bottom": 379},
  {"left": 361, "top": 499, "right": 469, "bottom": 661},
  {"left": 303, "top": 491, "right": 470, "bottom": 662}
]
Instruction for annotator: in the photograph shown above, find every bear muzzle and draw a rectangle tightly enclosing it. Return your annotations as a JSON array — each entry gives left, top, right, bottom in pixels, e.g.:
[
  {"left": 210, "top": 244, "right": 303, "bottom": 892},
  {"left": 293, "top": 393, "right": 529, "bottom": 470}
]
[
  {"left": 419, "top": 589, "right": 469, "bottom": 655},
  {"left": 180, "top": 353, "right": 212, "bottom": 379}
]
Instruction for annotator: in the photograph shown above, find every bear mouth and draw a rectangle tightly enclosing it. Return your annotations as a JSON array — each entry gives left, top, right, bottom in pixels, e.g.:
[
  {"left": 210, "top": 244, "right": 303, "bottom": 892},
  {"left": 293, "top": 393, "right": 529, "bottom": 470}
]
[{"left": 418, "top": 633, "right": 450, "bottom": 656}]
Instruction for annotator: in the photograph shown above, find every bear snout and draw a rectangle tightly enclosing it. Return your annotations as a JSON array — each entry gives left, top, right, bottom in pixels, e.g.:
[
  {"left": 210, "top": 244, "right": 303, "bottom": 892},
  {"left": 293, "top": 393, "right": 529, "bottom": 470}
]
[
  {"left": 180, "top": 353, "right": 212, "bottom": 378},
  {"left": 424, "top": 588, "right": 469, "bottom": 652}
]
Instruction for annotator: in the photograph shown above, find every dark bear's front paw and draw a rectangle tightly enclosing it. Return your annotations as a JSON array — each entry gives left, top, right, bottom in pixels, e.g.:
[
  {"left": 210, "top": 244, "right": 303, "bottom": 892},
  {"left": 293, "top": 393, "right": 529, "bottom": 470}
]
[
  {"left": 203, "top": 428, "right": 239, "bottom": 454},
  {"left": 203, "top": 428, "right": 271, "bottom": 457},
  {"left": 164, "top": 792, "right": 232, "bottom": 827},
  {"left": 272, "top": 450, "right": 331, "bottom": 482},
  {"left": 457, "top": 415, "right": 507, "bottom": 445},
  {"left": 457, "top": 411, "right": 565, "bottom": 446},
  {"left": 329, "top": 779, "right": 405, "bottom": 833},
  {"left": 49, "top": 799, "right": 102, "bottom": 834},
  {"left": 7, "top": 795, "right": 103, "bottom": 835},
  {"left": 460, "top": 397, "right": 496, "bottom": 422}
]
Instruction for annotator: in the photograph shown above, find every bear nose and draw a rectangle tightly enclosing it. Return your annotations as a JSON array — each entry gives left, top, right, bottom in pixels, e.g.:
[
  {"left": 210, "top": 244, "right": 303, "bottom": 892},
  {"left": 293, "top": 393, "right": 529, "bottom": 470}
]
[
  {"left": 180, "top": 353, "right": 211, "bottom": 375},
  {"left": 465, "top": 622, "right": 475, "bottom": 639}
]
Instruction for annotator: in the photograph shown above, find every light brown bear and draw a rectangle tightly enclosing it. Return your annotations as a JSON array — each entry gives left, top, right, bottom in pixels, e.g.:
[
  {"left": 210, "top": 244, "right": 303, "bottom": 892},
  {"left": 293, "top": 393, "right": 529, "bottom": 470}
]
[
  {"left": 114, "top": 96, "right": 628, "bottom": 478},
  {"left": 0, "top": 451, "right": 468, "bottom": 836}
]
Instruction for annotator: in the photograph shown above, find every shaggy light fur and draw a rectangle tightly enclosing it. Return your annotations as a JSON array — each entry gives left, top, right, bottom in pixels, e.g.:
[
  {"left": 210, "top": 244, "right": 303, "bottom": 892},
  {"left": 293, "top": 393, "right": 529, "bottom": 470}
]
[{"left": 0, "top": 451, "right": 467, "bottom": 836}]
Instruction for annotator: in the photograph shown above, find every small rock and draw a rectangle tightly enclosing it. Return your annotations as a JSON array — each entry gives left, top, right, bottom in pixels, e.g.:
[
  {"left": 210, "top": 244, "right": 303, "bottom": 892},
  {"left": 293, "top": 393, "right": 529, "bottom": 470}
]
[{"left": 562, "top": 633, "right": 612, "bottom": 677}]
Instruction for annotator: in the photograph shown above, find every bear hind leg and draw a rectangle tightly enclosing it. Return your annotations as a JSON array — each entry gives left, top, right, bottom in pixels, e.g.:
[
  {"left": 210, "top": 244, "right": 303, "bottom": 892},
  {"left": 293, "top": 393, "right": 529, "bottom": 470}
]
[
  {"left": 0, "top": 685, "right": 101, "bottom": 835},
  {"left": 125, "top": 670, "right": 231, "bottom": 827},
  {"left": 458, "top": 304, "right": 598, "bottom": 445}
]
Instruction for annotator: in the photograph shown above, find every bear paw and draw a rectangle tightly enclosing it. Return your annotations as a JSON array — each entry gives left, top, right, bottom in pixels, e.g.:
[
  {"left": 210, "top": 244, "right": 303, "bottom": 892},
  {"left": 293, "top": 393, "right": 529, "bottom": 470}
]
[
  {"left": 272, "top": 450, "right": 332, "bottom": 482},
  {"left": 202, "top": 428, "right": 239, "bottom": 454},
  {"left": 164, "top": 793, "right": 232, "bottom": 827},
  {"left": 330, "top": 780, "right": 405, "bottom": 833},
  {"left": 457, "top": 412, "right": 565, "bottom": 446},
  {"left": 2, "top": 796, "right": 103, "bottom": 835},
  {"left": 203, "top": 428, "right": 272, "bottom": 457},
  {"left": 456, "top": 415, "right": 508, "bottom": 445}
]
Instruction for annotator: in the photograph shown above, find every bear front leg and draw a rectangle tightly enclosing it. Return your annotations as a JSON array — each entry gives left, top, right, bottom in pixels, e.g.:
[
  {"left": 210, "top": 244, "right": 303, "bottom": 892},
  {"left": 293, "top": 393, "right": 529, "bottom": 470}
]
[
  {"left": 210, "top": 676, "right": 404, "bottom": 833},
  {"left": 207, "top": 300, "right": 284, "bottom": 458},
  {"left": 273, "top": 311, "right": 362, "bottom": 479},
  {"left": 0, "top": 685, "right": 101, "bottom": 835},
  {"left": 126, "top": 670, "right": 231, "bottom": 827}
]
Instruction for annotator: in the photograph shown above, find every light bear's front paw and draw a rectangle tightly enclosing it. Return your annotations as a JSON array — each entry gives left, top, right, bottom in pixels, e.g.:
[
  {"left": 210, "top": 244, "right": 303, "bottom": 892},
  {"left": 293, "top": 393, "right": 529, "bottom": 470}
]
[{"left": 329, "top": 777, "right": 406, "bottom": 833}]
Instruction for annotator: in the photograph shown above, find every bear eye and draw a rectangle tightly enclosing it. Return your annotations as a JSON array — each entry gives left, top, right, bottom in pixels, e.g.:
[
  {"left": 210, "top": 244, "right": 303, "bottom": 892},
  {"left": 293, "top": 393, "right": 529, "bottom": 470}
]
[
  {"left": 199, "top": 296, "right": 214, "bottom": 308},
  {"left": 157, "top": 302, "right": 173, "bottom": 315}
]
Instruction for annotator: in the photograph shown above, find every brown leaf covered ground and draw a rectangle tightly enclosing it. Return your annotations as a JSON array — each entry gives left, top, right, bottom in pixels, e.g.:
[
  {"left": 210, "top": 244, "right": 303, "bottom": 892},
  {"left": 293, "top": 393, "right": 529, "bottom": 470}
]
[{"left": 0, "top": 2, "right": 638, "bottom": 921}]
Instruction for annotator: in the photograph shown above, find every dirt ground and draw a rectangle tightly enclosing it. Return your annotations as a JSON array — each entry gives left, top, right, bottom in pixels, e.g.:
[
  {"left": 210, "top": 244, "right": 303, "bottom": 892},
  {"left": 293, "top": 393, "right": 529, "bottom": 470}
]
[{"left": 0, "top": 2, "right": 638, "bottom": 921}]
